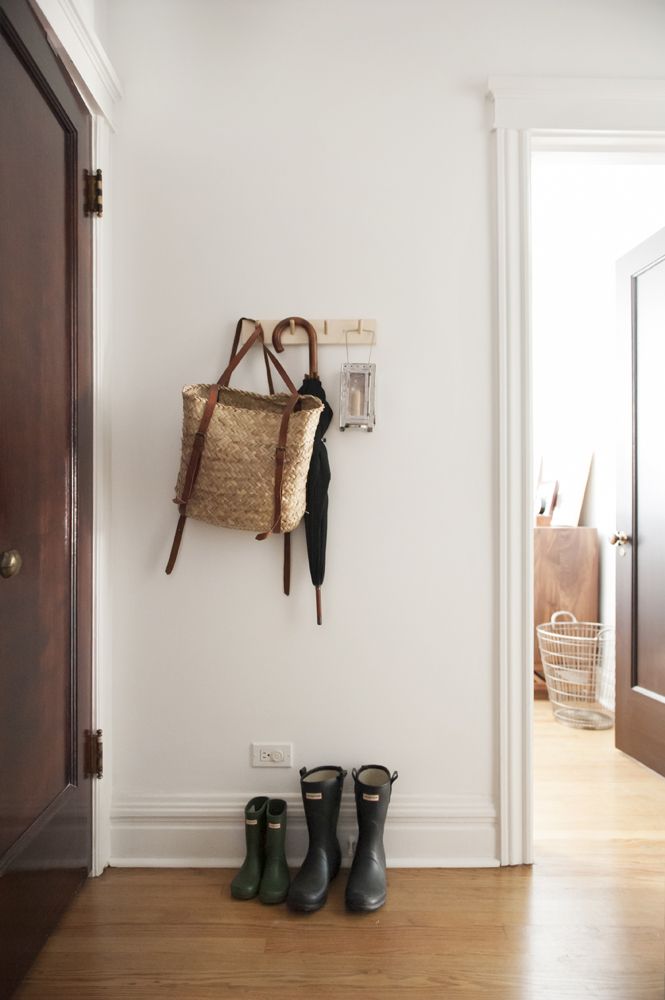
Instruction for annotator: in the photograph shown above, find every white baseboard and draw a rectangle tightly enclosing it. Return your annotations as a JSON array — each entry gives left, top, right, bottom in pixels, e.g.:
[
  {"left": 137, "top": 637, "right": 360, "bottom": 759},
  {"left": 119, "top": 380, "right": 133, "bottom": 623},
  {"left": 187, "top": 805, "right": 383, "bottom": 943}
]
[{"left": 110, "top": 791, "right": 499, "bottom": 868}]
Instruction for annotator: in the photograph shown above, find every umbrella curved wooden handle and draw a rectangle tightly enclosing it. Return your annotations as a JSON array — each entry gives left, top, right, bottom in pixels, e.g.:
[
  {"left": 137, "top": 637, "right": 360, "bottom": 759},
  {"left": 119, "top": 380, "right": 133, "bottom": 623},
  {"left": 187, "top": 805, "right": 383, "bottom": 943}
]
[{"left": 272, "top": 317, "right": 318, "bottom": 378}]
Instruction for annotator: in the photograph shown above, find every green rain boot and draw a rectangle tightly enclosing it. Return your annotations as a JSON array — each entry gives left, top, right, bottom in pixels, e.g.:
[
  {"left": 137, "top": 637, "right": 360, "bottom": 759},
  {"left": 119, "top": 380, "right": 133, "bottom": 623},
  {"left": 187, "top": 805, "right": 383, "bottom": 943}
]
[
  {"left": 259, "top": 799, "right": 290, "bottom": 904},
  {"left": 231, "top": 796, "right": 268, "bottom": 900}
]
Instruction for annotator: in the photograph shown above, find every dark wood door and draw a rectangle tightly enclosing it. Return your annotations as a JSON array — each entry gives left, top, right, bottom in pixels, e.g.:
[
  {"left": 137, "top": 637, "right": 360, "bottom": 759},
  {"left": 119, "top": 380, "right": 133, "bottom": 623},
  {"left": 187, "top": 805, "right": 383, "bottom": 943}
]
[
  {"left": 616, "top": 227, "right": 665, "bottom": 777},
  {"left": 0, "top": 0, "right": 93, "bottom": 993}
]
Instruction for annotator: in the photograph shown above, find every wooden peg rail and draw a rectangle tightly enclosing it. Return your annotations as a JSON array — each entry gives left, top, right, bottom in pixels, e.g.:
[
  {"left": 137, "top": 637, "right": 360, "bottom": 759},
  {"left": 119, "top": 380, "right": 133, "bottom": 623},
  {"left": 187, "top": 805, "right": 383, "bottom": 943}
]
[{"left": 238, "top": 318, "right": 377, "bottom": 347}]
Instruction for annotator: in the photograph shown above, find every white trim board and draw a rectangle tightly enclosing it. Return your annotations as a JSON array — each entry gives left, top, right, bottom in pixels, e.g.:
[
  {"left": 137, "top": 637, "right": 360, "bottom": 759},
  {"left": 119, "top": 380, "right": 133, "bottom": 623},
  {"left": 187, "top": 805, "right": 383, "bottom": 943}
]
[
  {"left": 489, "top": 77, "right": 665, "bottom": 866},
  {"left": 489, "top": 77, "right": 665, "bottom": 132},
  {"left": 110, "top": 792, "right": 499, "bottom": 869}
]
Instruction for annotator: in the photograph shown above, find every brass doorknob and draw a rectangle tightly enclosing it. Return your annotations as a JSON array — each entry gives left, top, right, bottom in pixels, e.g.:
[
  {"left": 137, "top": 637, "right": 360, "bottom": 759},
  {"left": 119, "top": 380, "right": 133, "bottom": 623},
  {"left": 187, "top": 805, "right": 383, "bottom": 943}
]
[
  {"left": 609, "top": 532, "right": 629, "bottom": 547},
  {"left": 0, "top": 549, "right": 22, "bottom": 578}
]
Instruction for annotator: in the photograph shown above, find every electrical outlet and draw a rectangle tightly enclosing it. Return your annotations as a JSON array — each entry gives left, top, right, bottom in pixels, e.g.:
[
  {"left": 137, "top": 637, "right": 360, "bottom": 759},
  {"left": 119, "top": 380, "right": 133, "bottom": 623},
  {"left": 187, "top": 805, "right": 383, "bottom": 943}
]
[{"left": 251, "top": 742, "right": 293, "bottom": 768}]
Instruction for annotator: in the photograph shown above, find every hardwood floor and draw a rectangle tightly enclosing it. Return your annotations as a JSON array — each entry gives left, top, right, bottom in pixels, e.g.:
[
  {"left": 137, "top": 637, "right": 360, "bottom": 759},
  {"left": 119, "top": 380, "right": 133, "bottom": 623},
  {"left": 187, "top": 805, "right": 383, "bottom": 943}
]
[{"left": 16, "top": 702, "right": 665, "bottom": 999}]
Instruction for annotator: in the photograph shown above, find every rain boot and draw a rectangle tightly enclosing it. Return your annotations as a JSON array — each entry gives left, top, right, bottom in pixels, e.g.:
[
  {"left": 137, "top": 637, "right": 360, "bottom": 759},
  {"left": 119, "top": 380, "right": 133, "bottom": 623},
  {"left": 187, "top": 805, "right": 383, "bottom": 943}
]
[
  {"left": 345, "top": 765, "right": 398, "bottom": 912},
  {"left": 259, "top": 799, "right": 290, "bottom": 904},
  {"left": 230, "top": 795, "right": 268, "bottom": 900},
  {"left": 287, "top": 765, "right": 346, "bottom": 913}
]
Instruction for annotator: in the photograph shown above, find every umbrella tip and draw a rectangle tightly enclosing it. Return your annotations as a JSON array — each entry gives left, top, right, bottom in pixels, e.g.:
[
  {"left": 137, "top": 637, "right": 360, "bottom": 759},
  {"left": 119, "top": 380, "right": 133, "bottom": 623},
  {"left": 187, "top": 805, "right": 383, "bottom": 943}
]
[{"left": 316, "top": 586, "right": 322, "bottom": 626}]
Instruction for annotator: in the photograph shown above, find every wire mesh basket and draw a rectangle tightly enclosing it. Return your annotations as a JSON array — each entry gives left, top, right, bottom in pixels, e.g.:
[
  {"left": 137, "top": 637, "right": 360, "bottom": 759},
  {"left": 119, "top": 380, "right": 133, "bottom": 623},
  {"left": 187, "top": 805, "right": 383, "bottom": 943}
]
[{"left": 536, "top": 611, "right": 614, "bottom": 730}]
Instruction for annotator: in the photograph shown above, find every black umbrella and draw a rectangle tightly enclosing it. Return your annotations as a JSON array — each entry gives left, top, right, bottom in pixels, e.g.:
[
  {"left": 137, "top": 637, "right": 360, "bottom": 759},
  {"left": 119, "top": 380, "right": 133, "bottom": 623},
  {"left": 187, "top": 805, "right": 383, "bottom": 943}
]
[{"left": 272, "top": 318, "right": 332, "bottom": 625}]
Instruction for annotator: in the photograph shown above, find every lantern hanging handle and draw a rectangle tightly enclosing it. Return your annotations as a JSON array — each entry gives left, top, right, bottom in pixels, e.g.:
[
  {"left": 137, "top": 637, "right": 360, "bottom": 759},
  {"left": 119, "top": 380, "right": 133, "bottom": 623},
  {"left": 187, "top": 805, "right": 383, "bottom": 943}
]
[
  {"left": 272, "top": 317, "right": 319, "bottom": 378},
  {"left": 344, "top": 319, "right": 375, "bottom": 365}
]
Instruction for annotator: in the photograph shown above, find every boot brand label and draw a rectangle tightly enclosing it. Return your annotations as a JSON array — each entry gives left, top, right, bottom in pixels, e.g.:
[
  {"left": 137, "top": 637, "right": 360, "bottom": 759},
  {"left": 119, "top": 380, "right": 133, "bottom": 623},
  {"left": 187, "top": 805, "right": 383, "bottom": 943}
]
[
  {"left": 245, "top": 819, "right": 258, "bottom": 825},
  {"left": 363, "top": 793, "right": 380, "bottom": 802},
  {"left": 305, "top": 792, "right": 323, "bottom": 800},
  {"left": 268, "top": 822, "right": 281, "bottom": 829}
]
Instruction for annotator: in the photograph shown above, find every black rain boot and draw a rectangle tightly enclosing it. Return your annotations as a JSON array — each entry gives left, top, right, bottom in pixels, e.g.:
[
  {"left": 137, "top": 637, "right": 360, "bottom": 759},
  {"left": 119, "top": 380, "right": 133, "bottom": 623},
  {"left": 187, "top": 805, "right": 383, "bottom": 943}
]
[
  {"left": 230, "top": 795, "right": 268, "bottom": 900},
  {"left": 345, "top": 765, "right": 398, "bottom": 912},
  {"left": 287, "top": 765, "right": 346, "bottom": 913}
]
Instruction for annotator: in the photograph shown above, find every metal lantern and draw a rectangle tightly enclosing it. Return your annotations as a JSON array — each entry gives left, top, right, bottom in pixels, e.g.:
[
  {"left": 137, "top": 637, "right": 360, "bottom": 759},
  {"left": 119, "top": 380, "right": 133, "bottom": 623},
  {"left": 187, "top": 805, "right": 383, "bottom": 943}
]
[{"left": 339, "top": 362, "right": 375, "bottom": 431}]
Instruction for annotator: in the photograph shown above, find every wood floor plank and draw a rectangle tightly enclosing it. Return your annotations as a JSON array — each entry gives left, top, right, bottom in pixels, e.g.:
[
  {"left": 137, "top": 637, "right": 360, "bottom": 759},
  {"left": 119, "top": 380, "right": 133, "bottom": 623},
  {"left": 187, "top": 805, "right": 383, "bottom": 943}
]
[{"left": 15, "top": 702, "right": 665, "bottom": 999}]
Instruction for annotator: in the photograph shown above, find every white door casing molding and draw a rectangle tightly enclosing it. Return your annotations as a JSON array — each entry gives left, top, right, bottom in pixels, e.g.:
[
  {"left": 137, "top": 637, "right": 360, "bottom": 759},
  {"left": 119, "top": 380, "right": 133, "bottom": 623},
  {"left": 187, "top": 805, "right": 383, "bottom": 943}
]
[
  {"left": 29, "top": 0, "right": 122, "bottom": 876},
  {"left": 495, "top": 125, "right": 533, "bottom": 867},
  {"left": 32, "top": 0, "right": 121, "bottom": 126},
  {"left": 489, "top": 77, "right": 665, "bottom": 866},
  {"left": 89, "top": 111, "right": 113, "bottom": 876}
]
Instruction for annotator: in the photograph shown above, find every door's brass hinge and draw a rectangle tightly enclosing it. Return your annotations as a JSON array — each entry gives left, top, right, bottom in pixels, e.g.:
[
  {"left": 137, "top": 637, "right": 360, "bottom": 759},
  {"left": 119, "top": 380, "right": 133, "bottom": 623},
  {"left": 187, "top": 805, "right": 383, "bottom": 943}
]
[
  {"left": 85, "top": 729, "right": 103, "bottom": 779},
  {"left": 84, "top": 169, "right": 103, "bottom": 217}
]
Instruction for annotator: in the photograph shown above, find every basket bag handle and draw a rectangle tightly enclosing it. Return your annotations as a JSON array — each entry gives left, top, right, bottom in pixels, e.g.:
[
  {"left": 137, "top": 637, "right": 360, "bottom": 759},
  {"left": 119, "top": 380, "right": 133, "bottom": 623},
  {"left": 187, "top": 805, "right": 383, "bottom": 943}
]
[
  {"left": 220, "top": 319, "right": 298, "bottom": 395},
  {"left": 165, "top": 321, "right": 300, "bottom": 577}
]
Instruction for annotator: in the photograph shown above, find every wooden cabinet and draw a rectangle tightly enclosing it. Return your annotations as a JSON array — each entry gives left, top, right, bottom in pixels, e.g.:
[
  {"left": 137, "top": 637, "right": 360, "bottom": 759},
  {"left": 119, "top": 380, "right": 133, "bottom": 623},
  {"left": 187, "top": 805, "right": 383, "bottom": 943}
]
[{"left": 533, "top": 527, "right": 599, "bottom": 696}]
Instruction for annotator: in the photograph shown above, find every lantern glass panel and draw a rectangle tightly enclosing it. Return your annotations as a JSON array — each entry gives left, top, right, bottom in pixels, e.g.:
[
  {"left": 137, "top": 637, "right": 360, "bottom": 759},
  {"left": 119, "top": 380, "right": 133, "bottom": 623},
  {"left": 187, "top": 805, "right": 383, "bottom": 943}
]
[{"left": 340, "top": 362, "right": 375, "bottom": 431}]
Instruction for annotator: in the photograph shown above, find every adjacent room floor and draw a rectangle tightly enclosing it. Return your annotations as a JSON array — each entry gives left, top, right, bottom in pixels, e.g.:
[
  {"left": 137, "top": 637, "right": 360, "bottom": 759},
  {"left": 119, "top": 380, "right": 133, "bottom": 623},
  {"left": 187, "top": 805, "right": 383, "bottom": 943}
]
[{"left": 16, "top": 702, "right": 665, "bottom": 999}]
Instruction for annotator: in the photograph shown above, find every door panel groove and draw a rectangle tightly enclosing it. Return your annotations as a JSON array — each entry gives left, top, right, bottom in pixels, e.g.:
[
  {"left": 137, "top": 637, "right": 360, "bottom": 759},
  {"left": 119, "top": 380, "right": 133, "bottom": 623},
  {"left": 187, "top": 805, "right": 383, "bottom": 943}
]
[{"left": 0, "top": 787, "right": 75, "bottom": 877}]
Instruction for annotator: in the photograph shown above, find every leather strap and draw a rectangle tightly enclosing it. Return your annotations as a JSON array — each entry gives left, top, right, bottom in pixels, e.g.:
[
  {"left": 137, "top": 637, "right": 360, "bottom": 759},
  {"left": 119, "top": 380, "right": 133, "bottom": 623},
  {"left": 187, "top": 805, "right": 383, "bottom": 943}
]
[
  {"left": 255, "top": 392, "right": 300, "bottom": 541},
  {"left": 263, "top": 347, "right": 275, "bottom": 396},
  {"left": 176, "top": 387, "right": 219, "bottom": 505},
  {"left": 217, "top": 324, "right": 264, "bottom": 386},
  {"left": 165, "top": 513, "right": 187, "bottom": 575},
  {"left": 259, "top": 345, "right": 298, "bottom": 395},
  {"left": 283, "top": 533, "right": 291, "bottom": 595},
  {"left": 165, "top": 384, "right": 220, "bottom": 574},
  {"left": 228, "top": 318, "right": 275, "bottom": 394},
  {"left": 218, "top": 327, "right": 298, "bottom": 395},
  {"left": 228, "top": 317, "right": 252, "bottom": 363}
]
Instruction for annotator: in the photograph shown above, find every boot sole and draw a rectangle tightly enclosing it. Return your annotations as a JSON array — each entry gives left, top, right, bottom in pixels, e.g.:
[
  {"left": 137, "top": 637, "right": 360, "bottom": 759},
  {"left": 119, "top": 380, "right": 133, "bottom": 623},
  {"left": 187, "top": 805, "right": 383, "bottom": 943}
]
[
  {"left": 345, "top": 898, "right": 386, "bottom": 913},
  {"left": 287, "top": 894, "right": 329, "bottom": 913},
  {"left": 230, "top": 889, "right": 259, "bottom": 901}
]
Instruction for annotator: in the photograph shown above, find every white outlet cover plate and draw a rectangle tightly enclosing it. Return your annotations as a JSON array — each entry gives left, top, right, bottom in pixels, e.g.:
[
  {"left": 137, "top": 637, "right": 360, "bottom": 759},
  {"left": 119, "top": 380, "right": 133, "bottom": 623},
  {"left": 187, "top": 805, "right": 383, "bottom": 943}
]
[{"left": 250, "top": 742, "right": 293, "bottom": 768}]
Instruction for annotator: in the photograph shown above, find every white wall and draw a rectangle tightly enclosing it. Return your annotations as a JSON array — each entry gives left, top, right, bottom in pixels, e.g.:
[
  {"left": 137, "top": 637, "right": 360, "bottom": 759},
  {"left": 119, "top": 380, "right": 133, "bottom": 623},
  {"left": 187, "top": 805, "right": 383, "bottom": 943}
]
[
  {"left": 103, "top": 0, "right": 665, "bottom": 867},
  {"left": 531, "top": 154, "right": 665, "bottom": 706}
]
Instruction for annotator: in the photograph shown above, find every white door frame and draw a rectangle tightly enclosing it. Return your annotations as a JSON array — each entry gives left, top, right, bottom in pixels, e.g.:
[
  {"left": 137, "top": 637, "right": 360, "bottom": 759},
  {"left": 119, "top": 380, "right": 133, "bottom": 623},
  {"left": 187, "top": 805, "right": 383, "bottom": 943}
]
[
  {"left": 29, "top": 0, "right": 122, "bottom": 875},
  {"left": 490, "top": 77, "right": 665, "bottom": 865}
]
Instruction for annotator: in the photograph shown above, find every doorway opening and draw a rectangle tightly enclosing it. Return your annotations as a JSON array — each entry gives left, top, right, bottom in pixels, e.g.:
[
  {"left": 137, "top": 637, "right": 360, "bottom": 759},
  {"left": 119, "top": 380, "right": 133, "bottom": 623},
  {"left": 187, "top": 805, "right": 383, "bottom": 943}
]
[{"left": 529, "top": 147, "right": 665, "bottom": 858}]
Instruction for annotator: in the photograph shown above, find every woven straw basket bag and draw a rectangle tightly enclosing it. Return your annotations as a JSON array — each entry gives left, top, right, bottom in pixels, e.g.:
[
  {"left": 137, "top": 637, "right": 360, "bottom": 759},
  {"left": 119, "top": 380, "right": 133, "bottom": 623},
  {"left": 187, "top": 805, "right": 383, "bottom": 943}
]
[{"left": 166, "top": 321, "right": 323, "bottom": 574}]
